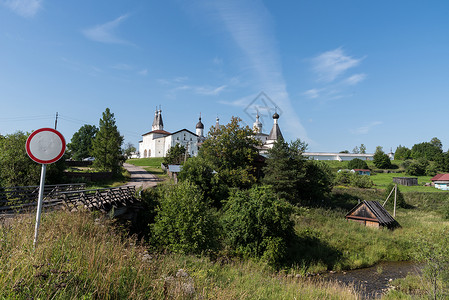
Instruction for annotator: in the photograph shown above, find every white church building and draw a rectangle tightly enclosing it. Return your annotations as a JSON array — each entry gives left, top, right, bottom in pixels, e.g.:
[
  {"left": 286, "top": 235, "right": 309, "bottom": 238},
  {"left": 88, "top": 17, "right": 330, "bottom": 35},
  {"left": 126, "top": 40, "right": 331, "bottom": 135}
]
[{"left": 138, "top": 109, "right": 205, "bottom": 158}]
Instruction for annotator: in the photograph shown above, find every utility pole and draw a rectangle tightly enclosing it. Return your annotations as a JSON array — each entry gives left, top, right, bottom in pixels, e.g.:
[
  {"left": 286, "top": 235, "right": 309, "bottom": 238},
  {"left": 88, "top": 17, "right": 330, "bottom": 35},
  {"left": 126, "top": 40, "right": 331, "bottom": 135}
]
[{"left": 54, "top": 112, "right": 59, "bottom": 130}]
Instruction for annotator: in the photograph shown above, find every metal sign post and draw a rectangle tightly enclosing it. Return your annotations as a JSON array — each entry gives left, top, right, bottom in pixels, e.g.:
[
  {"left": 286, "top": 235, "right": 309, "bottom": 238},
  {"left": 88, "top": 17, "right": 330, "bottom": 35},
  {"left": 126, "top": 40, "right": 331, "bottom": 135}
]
[{"left": 26, "top": 128, "right": 65, "bottom": 249}]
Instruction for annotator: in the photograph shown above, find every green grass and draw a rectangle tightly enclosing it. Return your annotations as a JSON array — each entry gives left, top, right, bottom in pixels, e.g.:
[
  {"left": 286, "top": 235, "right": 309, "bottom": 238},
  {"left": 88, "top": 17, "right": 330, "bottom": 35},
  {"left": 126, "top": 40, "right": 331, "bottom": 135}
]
[
  {"left": 370, "top": 172, "right": 447, "bottom": 193},
  {"left": 0, "top": 211, "right": 359, "bottom": 299},
  {"left": 127, "top": 157, "right": 164, "bottom": 167},
  {"left": 126, "top": 158, "right": 169, "bottom": 180}
]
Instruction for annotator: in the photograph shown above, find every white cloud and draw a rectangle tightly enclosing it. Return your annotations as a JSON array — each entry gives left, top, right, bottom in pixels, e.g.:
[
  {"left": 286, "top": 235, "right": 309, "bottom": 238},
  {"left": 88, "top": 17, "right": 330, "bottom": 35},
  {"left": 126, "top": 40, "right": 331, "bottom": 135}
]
[
  {"left": 209, "top": 0, "right": 309, "bottom": 142},
  {"left": 312, "top": 48, "right": 364, "bottom": 82},
  {"left": 303, "top": 88, "right": 321, "bottom": 99},
  {"left": 82, "top": 14, "right": 131, "bottom": 45},
  {"left": 344, "top": 73, "right": 367, "bottom": 85},
  {"left": 351, "top": 121, "right": 382, "bottom": 135},
  {"left": 195, "top": 85, "right": 227, "bottom": 95},
  {"left": 1, "top": 0, "right": 42, "bottom": 17}
]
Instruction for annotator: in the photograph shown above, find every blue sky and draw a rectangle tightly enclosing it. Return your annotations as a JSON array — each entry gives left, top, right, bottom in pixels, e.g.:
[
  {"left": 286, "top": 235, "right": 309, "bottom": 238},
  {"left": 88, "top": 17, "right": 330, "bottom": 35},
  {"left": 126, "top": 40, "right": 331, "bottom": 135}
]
[{"left": 1, "top": 0, "right": 448, "bottom": 153}]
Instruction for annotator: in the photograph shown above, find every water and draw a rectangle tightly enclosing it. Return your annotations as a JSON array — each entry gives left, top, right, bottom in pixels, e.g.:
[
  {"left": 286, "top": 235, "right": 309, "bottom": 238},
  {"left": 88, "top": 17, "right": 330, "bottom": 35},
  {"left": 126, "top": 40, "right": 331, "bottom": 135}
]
[{"left": 322, "top": 261, "right": 421, "bottom": 299}]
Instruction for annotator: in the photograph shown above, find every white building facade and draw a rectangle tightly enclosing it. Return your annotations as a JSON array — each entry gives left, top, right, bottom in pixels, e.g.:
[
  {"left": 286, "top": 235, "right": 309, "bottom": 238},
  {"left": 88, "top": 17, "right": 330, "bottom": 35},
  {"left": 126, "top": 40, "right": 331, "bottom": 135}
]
[{"left": 138, "top": 109, "right": 203, "bottom": 158}]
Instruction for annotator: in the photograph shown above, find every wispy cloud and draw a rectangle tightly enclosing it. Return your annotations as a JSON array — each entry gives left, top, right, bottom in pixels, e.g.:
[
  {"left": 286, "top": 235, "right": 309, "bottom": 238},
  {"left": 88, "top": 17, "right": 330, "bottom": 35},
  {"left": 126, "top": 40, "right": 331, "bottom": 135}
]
[
  {"left": 82, "top": 14, "right": 132, "bottom": 45},
  {"left": 351, "top": 121, "right": 382, "bottom": 135},
  {"left": 207, "top": 0, "right": 309, "bottom": 142},
  {"left": 312, "top": 47, "right": 364, "bottom": 83},
  {"left": 344, "top": 73, "right": 367, "bottom": 85},
  {"left": 304, "top": 48, "right": 366, "bottom": 102},
  {"left": 1, "top": 0, "right": 42, "bottom": 17}
]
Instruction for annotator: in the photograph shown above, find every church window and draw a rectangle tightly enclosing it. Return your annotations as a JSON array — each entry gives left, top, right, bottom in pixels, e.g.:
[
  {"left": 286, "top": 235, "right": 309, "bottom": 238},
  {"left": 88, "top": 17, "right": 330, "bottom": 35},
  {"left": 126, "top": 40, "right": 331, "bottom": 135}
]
[{"left": 144, "top": 149, "right": 147, "bottom": 158}]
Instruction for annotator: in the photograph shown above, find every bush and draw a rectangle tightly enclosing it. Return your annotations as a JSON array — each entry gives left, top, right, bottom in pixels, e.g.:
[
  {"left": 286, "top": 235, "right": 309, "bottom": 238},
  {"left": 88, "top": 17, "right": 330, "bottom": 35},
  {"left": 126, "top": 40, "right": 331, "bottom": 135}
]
[
  {"left": 350, "top": 174, "right": 374, "bottom": 188},
  {"left": 334, "top": 171, "right": 373, "bottom": 188},
  {"left": 151, "top": 181, "right": 219, "bottom": 254},
  {"left": 347, "top": 158, "right": 369, "bottom": 170},
  {"left": 221, "top": 186, "right": 294, "bottom": 267},
  {"left": 406, "top": 159, "right": 428, "bottom": 176}
]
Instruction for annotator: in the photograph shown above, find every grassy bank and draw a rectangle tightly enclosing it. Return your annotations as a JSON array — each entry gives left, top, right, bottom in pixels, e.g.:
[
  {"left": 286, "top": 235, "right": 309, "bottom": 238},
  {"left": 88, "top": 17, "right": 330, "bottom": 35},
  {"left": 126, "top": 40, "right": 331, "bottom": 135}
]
[
  {"left": 0, "top": 210, "right": 359, "bottom": 299},
  {"left": 291, "top": 187, "right": 449, "bottom": 274}
]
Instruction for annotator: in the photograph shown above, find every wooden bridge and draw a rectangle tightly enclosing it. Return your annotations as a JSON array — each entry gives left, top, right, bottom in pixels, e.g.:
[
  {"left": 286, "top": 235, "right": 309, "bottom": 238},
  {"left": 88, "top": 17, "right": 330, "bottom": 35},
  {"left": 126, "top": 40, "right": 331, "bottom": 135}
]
[{"left": 0, "top": 184, "right": 137, "bottom": 215}]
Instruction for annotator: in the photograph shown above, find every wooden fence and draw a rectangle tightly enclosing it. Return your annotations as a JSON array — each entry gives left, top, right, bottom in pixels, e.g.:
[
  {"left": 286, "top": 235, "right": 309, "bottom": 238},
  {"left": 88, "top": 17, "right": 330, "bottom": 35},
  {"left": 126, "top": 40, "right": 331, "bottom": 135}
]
[{"left": 0, "top": 183, "right": 86, "bottom": 214}]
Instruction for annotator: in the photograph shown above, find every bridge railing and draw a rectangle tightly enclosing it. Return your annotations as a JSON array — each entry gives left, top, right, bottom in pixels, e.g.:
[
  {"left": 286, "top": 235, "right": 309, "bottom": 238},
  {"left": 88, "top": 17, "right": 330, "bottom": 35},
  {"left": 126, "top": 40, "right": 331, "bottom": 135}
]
[
  {"left": 59, "top": 186, "right": 137, "bottom": 212},
  {"left": 0, "top": 183, "right": 86, "bottom": 214}
]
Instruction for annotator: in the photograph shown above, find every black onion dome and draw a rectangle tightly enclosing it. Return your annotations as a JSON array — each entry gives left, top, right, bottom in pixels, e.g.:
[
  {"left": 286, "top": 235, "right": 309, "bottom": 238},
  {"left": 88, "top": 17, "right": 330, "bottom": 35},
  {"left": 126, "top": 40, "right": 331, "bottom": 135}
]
[
  {"left": 273, "top": 112, "right": 280, "bottom": 119},
  {"left": 196, "top": 118, "right": 204, "bottom": 129}
]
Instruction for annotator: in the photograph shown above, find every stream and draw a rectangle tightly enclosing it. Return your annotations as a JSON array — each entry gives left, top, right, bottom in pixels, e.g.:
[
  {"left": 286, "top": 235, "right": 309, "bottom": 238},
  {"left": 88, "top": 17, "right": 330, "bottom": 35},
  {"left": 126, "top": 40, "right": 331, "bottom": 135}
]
[{"left": 321, "top": 261, "right": 422, "bottom": 299}]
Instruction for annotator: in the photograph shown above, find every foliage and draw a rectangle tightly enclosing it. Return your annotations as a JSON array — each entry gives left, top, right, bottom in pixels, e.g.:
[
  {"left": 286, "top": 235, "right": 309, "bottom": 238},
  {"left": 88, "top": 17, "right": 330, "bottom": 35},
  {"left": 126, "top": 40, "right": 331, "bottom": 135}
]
[
  {"left": 373, "top": 146, "right": 392, "bottom": 169},
  {"left": 163, "top": 143, "right": 187, "bottom": 165},
  {"left": 425, "top": 161, "right": 439, "bottom": 177},
  {"left": 67, "top": 124, "right": 98, "bottom": 160},
  {"left": 151, "top": 181, "right": 219, "bottom": 254},
  {"left": 383, "top": 183, "right": 407, "bottom": 209},
  {"left": 349, "top": 174, "right": 374, "bottom": 188},
  {"left": 411, "top": 141, "right": 442, "bottom": 161},
  {"left": 263, "top": 139, "right": 334, "bottom": 206},
  {"left": 0, "top": 211, "right": 359, "bottom": 299},
  {"left": 298, "top": 160, "right": 335, "bottom": 204},
  {"left": 262, "top": 138, "right": 307, "bottom": 204},
  {"left": 352, "top": 144, "right": 366, "bottom": 154},
  {"left": 0, "top": 131, "right": 65, "bottom": 187},
  {"left": 334, "top": 171, "right": 373, "bottom": 188},
  {"left": 92, "top": 108, "right": 124, "bottom": 175},
  {"left": 394, "top": 145, "right": 412, "bottom": 160},
  {"left": 414, "top": 229, "right": 449, "bottom": 299},
  {"left": 221, "top": 186, "right": 294, "bottom": 267},
  {"left": 405, "top": 159, "right": 428, "bottom": 176},
  {"left": 123, "top": 142, "right": 136, "bottom": 158},
  {"left": 178, "top": 156, "right": 228, "bottom": 207},
  {"left": 198, "top": 116, "right": 260, "bottom": 189},
  {"left": 347, "top": 158, "right": 369, "bottom": 170}
]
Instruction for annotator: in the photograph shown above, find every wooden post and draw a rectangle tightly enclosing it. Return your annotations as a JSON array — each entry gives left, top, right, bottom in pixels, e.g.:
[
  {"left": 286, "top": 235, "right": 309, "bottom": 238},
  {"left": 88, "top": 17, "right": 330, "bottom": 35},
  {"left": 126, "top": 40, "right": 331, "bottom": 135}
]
[{"left": 393, "top": 184, "right": 397, "bottom": 217}]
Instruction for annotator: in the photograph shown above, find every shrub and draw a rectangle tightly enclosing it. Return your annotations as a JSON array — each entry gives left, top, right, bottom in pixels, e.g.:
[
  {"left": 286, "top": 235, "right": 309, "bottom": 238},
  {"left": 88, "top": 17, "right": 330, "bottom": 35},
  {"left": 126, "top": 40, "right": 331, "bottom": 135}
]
[
  {"left": 406, "top": 159, "right": 428, "bottom": 176},
  {"left": 334, "top": 170, "right": 352, "bottom": 185},
  {"left": 221, "top": 186, "right": 294, "bottom": 267},
  {"left": 347, "top": 158, "right": 369, "bottom": 170},
  {"left": 151, "top": 181, "right": 219, "bottom": 254},
  {"left": 350, "top": 174, "right": 374, "bottom": 188}
]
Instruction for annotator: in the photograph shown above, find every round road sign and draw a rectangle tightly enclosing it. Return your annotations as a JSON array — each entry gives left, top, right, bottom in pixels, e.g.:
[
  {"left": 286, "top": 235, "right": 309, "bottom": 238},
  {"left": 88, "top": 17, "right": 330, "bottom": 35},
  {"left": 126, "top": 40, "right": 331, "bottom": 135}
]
[{"left": 26, "top": 128, "right": 66, "bottom": 164}]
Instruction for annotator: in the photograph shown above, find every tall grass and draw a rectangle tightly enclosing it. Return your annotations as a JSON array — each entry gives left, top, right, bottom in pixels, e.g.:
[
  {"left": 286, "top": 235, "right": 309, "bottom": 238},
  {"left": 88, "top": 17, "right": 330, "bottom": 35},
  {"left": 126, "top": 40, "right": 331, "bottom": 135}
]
[{"left": 0, "top": 210, "right": 359, "bottom": 299}]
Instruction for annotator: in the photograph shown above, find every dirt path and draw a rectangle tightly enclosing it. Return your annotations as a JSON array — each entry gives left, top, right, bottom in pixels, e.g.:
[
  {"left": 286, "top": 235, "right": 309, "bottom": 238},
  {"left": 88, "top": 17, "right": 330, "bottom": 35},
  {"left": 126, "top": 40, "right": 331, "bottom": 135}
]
[{"left": 123, "top": 163, "right": 159, "bottom": 190}]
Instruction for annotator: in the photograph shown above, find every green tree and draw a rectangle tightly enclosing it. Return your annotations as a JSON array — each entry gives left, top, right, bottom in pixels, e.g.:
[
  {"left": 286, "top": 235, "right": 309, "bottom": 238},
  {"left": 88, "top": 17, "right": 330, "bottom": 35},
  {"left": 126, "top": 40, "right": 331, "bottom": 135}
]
[
  {"left": 151, "top": 181, "right": 219, "bottom": 254},
  {"left": 123, "top": 142, "right": 136, "bottom": 159},
  {"left": 430, "top": 137, "right": 443, "bottom": 151},
  {"left": 178, "top": 156, "right": 228, "bottom": 207},
  {"left": 263, "top": 139, "right": 334, "bottom": 206},
  {"left": 394, "top": 145, "right": 411, "bottom": 160},
  {"left": 221, "top": 185, "right": 294, "bottom": 267},
  {"left": 0, "top": 131, "right": 65, "bottom": 187},
  {"left": 406, "top": 159, "right": 428, "bottom": 176},
  {"left": 352, "top": 146, "right": 360, "bottom": 154},
  {"left": 162, "top": 143, "right": 187, "bottom": 165},
  {"left": 360, "top": 144, "right": 367, "bottom": 154},
  {"left": 67, "top": 124, "right": 98, "bottom": 160},
  {"left": 373, "top": 146, "right": 392, "bottom": 169},
  {"left": 199, "top": 116, "right": 260, "bottom": 188},
  {"left": 262, "top": 138, "right": 307, "bottom": 204},
  {"left": 91, "top": 108, "right": 124, "bottom": 174},
  {"left": 411, "top": 141, "right": 442, "bottom": 161},
  {"left": 347, "top": 158, "right": 369, "bottom": 170}
]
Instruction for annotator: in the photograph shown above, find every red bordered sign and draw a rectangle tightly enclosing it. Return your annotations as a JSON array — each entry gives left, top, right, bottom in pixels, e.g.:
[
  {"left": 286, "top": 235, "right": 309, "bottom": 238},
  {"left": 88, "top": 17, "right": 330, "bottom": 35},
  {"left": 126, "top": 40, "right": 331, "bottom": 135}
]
[{"left": 26, "top": 128, "right": 66, "bottom": 164}]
